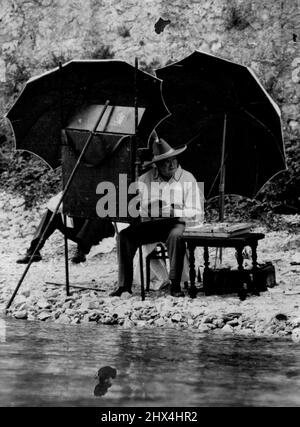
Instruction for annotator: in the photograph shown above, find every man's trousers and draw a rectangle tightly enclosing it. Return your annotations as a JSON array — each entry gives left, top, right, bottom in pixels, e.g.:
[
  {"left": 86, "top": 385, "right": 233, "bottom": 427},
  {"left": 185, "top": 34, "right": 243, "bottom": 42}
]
[
  {"left": 118, "top": 218, "right": 185, "bottom": 288},
  {"left": 30, "top": 210, "right": 115, "bottom": 254}
]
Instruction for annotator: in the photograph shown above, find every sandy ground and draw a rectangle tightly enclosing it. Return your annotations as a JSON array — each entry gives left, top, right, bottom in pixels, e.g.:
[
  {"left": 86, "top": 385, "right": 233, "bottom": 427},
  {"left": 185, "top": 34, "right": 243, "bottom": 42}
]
[{"left": 0, "top": 190, "right": 300, "bottom": 340}]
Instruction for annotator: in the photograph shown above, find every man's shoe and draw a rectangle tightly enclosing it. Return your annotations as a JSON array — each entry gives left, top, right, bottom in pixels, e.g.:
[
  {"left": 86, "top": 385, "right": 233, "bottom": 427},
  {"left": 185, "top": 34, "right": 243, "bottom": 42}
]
[
  {"left": 71, "top": 247, "right": 86, "bottom": 264},
  {"left": 170, "top": 281, "right": 185, "bottom": 297},
  {"left": 17, "top": 250, "right": 42, "bottom": 264},
  {"left": 109, "top": 287, "right": 132, "bottom": 297},
  {"left": 171, "top": 289, "right": 185, "bottom": 297}
]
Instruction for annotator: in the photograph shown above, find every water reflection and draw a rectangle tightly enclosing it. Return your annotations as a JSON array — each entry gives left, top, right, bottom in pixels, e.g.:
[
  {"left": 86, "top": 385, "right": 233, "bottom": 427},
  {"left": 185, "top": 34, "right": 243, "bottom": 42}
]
[
  {"left": 0, "top": 318, "right": 299, "bottom": 407},
  {"left": 94, "top": 366, "right": 117, "bottom": 397}
]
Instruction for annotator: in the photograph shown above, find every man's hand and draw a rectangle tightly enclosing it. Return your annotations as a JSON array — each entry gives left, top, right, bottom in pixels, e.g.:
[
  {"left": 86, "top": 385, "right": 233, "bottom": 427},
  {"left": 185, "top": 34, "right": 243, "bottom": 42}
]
[{"left": 146, "top": 200, "right": 174, "bottom": 218}]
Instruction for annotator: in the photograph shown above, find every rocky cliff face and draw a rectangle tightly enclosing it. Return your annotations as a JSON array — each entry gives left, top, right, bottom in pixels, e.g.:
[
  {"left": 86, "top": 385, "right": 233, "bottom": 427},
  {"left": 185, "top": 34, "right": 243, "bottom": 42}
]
[{"left": 0, "top": 0, "right": 299, "bottom": 150}]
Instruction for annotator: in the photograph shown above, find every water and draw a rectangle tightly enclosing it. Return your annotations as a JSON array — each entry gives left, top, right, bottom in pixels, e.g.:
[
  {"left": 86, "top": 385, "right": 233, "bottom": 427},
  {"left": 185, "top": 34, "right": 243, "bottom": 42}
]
[{"left": 0, "top": 318, "right": 299, "bottom": 407}]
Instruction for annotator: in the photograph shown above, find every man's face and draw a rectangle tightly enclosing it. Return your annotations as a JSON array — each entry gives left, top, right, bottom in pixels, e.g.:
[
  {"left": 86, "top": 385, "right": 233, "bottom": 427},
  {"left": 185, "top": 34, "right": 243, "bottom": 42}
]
[{"left": 156, "top": 156, "right": 178, "bottom": 179}]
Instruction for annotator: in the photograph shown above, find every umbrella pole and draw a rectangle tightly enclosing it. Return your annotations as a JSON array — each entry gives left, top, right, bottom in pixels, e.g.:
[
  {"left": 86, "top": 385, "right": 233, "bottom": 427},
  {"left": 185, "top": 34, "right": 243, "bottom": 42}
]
[
  {"left": 63, "top": 215, "right": 70, "bottom": 296},
  {"left": 219, "top": 114, "right": 227, "bottom": 222},
  {"left": 134, "top": 57, "right": 145, "bottom": 302},
  {"left": 217, "top": 114, "right": 227, "bottom": 265},
  {"left": 59, "top": 61, "right": 70, "bottom": 297},
  {"left": 6, "top": 101, "right": 110, "bottom": 312}
]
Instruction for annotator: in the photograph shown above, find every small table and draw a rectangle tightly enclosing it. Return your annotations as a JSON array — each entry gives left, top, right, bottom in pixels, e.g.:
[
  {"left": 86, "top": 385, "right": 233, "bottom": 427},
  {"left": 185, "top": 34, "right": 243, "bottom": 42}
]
[{"left": 183, "top": 232, "right": 265, "bottom": 299}]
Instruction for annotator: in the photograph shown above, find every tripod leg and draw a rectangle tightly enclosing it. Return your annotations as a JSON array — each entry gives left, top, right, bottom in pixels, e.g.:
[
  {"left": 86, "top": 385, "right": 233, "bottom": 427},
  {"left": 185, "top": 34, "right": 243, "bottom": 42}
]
[
  {"left": 138, "top": 246, "right": 145, "bottom": 301},
  {"left": 63, "top": 215, "right": 70, "bottom": 296},
  {"left": 6, "top": 102, "right": 110, "bottom": 312}
]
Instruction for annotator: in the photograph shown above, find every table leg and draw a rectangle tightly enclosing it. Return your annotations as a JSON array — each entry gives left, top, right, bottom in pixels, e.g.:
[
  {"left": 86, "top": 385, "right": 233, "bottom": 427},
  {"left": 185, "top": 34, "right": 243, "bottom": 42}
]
[
  {"left": 250, "top": 241, "right": 260, "bottom": 295},
  {"left": 236, "top": 245, "right": 247, "bottom": 301},
  {"left": 236, "top": 246, "right": 244, "bottom": 271},
  {"left": 187, "top": 243, "right": 197, "bottom": 298},
  {"left": 203, "top": 246, "right": 211, "bottom": 295}
]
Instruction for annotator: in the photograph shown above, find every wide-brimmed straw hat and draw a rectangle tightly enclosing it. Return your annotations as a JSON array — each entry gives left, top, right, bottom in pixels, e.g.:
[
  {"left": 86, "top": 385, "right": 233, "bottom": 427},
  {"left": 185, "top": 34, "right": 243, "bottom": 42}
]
[{"left": 146, "top": 138, "right": 187, "bottom": 165}]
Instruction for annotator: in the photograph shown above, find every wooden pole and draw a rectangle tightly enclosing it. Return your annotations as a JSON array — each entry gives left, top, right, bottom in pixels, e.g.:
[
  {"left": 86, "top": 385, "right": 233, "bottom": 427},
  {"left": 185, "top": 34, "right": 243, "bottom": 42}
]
[
  {"left": 59, "top": 61, "right": 70, "bottom": 297},
  {"left": 219, "top": 114, "right": 227, "bottom": 222},
  {"left": 134, "top": 57, "right": 145, "bottom": 301},
  {"left": 63, "top": 215, "right": 70, "bottom": 296},
  {"left": 218, "top": 114, "right": 227, "bottom": 265},
  {"left": 6, "top": 101, "right": 110, "bottom": 312}
]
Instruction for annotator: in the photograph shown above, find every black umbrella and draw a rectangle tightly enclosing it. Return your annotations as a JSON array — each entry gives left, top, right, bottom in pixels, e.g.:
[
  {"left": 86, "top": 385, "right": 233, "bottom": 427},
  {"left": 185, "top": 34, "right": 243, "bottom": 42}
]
[
  {"left": 6, "top": 59, "right": 168, "bottom": 169},
  {"left": 155, "top": 51, "right": 287, "bottom": 218},
  {"left": 5, "top": 59, "right": 169, "bottom": 308}
]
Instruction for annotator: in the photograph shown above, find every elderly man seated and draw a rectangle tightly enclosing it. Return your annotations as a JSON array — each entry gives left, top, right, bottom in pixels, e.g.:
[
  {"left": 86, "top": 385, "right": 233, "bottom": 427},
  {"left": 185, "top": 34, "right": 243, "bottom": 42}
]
[
  {"left": 17, "top": 192, "right": 115, "bottom": 264},
  {"left": 110, "top": 137, "right": 203, "bottom": 298}
]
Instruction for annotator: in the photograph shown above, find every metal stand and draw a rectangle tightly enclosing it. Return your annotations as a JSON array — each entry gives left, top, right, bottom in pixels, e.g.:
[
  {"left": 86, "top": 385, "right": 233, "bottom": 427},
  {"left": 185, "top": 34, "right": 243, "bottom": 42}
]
[
  {"left": 216, "top": 114, "right": 227, "bottom": 265},
  {"left": 6, "top": 101, "right": 110, "bottom": 312},
  {"left": 45, "top": 282, "right": 106, "bottom": 293},
  {"left": 134, "top": 57, "right": 145, "bottom": 301},
  {"left": 63, "top": 214, "right": 70, "bottom": 296},
  {"left": 219, "top": 113, "right": 227, "bottom": 223}
]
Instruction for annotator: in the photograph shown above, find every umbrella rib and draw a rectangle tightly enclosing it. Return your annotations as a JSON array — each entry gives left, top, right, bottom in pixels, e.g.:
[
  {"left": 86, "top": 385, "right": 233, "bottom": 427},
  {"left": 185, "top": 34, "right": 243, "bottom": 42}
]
[
  {"left": 207, "top": 152, "right": 229, "bottom": 199},
  {"left": 242, "top": 108, "right": 285, "bottom": 156}
]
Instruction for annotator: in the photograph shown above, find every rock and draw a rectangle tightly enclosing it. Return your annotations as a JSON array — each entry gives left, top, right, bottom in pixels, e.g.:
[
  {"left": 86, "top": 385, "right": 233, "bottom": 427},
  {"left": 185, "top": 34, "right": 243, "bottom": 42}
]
[
  {"left": 88, "top": 301, "right": 100, "bottom": 310},
  {"left": 62, "top": 301, "right": 74, "bottom": 310},
  {"left": 120, "top": 292, "right": 132, "bottom": 300},
  {"left": 14, "top": 302, "right": 28, "bottom": 312},
  {"left": 223, "top": 313, "right": 242, "bottom": 322},
  {"left": 148, "top": 309, "right": 159, "bottom": 319},
  {"left": 213, "top": 318, "right": 225, "bottom": 328},
  {"left": 38, "top": 311, "right": 52, "bottom": 321},
  {"left": 239, "top": 328, "right": 254, "bottom": 336},
  {"left": 132, "top": 301, "right": 145, "bottom": 310},
  {"left": 14, "top": 296, "right": 27, "bottom": 308},
  {"left": 78, "top": 302, "right": 90, "bottom": 312},
  {"left": 47, "top": 290, "right": 60, "bottom": 298},
  {"left": 131, "top": 312, "right": 141, "bottom": 321},
  {"left": 112, "top": 306, "right": 129, "bottom": 318},
  {"left": 203, "top": 315, "right": 216, "bottom": 324},
  {"left": 53, "top": 310, "right": 62, "bottom": 319},
  {"left": 227, "top": 319, "right": 240, "bottom": 327},
  {"left": 37, "top": 299, "right": 51, "bottom": 309},
  {"left": 64, "top": 296, "right": 76, "bottom": 303},
  {"left": 198, "top": 324, "right": 211, "bottom": 333},
  {"left": 292, "top": 328, "right": 300, "bottom": 343},
  {"left": 291, "top": 317, "right": 300, "bottom": 328},
  {"left": 154, "top": 318, "right": 166, "bottom": 327},
  {"left": 123, "top": 318, "right": 135, "bottom": 328},
  {"left": 81, "top": 314, "right": 91, "bottom": 324},
  {"left": 21, "top": 290, "right": 31, "bottom": 298},
  {"left": 282, "top": 104, "right": 299, "bottom": 120},
  {"left": 89, "top": 312, "right": 101, "bottom": 322},
  {"left": 55, "top": 314, "right": 70, "bottom": 324},
  {"left": 264, "top": 326, "right": 275, "bottom": 336},
  {"left": 14, "top": 310, "right": 28, "bottom": 320},
  {"left": 275, "top": 313, "right": 288, "bottom": 322},
  {"left": 187, "top": 318, "right": 194, "bottom": 326},
  {"left": 10, "top": 198, "right": 25, "bottom": 209},
  {"left": 171, "top": 313, "right": 182, "bottom": 322},
  {"left": 221, "top": 324, "right": 234, "bottom": 334},
  {"left": 136, "top": 320, "right": 147, "bottom": 328},
  {"left": 65, "top": 309, "right": 76, "bottom": 316},
  {"left": 102, "top": 316, "right": 116, "bottom": 325}
]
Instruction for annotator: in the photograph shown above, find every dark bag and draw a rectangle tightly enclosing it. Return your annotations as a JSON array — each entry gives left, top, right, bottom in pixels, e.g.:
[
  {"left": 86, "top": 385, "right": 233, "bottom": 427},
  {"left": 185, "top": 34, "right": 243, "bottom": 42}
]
[
  {"left": 203, "top": 262, "right": 276, "bottom": 295},
  {"left": 253, "top": 262, "right": 276, "bottom": 291}
]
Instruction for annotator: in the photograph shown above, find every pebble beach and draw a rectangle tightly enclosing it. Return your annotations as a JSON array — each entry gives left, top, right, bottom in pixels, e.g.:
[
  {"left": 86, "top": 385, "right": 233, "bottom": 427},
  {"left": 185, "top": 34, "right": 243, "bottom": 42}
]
[{"left": 1, "top": 191, "right": 300, "bottom": 342}]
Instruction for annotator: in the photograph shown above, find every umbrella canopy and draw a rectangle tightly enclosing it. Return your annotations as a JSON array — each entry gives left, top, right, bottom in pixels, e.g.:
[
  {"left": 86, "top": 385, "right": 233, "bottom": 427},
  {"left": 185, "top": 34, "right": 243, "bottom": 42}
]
[
  {"left": 6, "top": 60, "right": 168, "bottom": 169},
  {"left": 155, "top": 51, "right": 287, "bottom": 200}
]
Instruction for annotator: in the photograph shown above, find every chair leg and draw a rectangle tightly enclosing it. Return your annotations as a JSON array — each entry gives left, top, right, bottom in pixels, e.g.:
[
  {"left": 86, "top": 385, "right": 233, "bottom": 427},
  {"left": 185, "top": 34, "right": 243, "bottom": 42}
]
[{"left": 146, "top": 255, "right": 151, "bottom": 292}]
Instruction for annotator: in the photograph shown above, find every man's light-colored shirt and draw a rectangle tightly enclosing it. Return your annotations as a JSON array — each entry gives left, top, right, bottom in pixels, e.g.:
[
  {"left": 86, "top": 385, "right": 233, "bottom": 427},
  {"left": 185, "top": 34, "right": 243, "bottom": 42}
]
[{"left": 138, "top": 165, "right": 203, "bottom": 226}]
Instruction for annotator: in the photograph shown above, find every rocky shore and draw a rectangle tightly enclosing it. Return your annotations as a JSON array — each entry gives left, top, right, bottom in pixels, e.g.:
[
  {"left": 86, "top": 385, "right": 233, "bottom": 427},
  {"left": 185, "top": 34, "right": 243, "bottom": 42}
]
[{"left": 0, "top": 190, "right": 300, "bottom": 342}]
